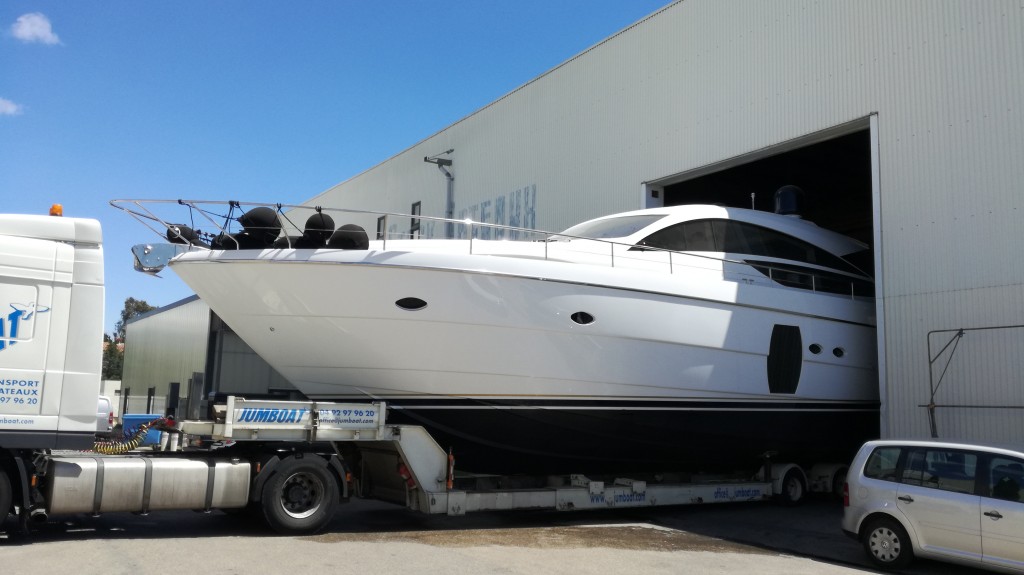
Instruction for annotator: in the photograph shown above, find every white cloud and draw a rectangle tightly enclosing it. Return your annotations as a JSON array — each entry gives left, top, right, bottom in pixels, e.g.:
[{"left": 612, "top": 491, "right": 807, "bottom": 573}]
[
  {"left": 11, "top": 12, "right": 61, "bottom": 45},
  {"left": 0, "top": 98, "right": 24, "bottom": 116}
]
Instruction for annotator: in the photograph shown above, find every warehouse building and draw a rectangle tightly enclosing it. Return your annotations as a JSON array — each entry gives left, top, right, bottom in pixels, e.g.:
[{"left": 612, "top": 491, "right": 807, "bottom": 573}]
[
  {"left": 125, "top": 1, "right": 1023, "bottom": 444},
  {"left": 297, "top": 1, "right": 1024, "bottom": 442}
]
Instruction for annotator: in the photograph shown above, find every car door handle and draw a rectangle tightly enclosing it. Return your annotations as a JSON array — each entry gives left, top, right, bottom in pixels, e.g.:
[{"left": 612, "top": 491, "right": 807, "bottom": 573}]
[
  {"left": 897, "top": 495, "right": 914, "bottom": 503},
  {"left": 984, "top": 510, "right": 1003, "bottom": 520}
]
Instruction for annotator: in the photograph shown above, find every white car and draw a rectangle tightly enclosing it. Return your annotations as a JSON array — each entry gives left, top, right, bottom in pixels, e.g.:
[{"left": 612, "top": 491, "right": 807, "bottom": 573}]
[{"left": 842, "top": 439, "right": 1024, "bottom": 573}]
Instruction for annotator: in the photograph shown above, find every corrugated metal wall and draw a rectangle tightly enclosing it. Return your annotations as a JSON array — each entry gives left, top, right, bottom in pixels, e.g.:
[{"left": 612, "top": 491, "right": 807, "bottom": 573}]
[
  {"left": 304, "top": 1, "right": 1024, "bottom": 443},
  {"left": 209, "top": 317, "right": 298, "bottom": 397},
  {"left": 122, "top": 296, "right": 209, "bottom": 413},
  {"left": 123, "top": 297, "right": 300, "bottom": 410}
]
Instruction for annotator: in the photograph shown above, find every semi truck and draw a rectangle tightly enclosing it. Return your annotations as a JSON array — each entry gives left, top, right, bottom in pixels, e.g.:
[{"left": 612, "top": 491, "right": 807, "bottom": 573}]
[{"left": 1, "top": 210, "right": 846, "bottom": 536}]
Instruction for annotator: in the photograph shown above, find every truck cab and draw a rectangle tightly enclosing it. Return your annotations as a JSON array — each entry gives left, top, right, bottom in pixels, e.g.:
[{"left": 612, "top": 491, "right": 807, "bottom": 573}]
[{"left": 0, "top": 214, "right": 105, "bottom": 450}]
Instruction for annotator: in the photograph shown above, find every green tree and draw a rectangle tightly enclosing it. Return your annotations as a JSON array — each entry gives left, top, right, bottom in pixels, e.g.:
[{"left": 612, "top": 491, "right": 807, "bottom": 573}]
[
  {"left": 102, "top": 332, "right": 123, "bottom": 380},
  {"left": 103, "top": 297, "right": 157, "bottom": 380},
  {"left": 115, "top": 297, "right": 156, "bottom": 341}
]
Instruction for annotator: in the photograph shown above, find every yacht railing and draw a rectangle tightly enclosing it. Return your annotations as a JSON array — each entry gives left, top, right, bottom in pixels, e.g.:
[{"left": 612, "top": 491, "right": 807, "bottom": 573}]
[{"left": 110, "top": 198, "right": 872, "bottom": 299}]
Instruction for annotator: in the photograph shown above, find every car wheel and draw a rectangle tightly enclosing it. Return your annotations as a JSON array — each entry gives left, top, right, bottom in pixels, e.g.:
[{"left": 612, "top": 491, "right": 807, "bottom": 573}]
[
  {"left": 831, "top": 466, "right": 847, "bottom": 499},
  {"left": 863, "top": 516, "right": 914, "bottom": 569},
  {"left": 260, "top": 456, "right": 337, "bottom": 535}
]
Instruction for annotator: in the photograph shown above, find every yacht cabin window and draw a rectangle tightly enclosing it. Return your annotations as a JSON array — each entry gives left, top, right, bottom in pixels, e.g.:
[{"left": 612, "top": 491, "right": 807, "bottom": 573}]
[
  {"left": 637, "top": 219, "right": 861, "bottom": 275},
  {"left": 636, "top": 219, "right": 874, "bottom": 296}
]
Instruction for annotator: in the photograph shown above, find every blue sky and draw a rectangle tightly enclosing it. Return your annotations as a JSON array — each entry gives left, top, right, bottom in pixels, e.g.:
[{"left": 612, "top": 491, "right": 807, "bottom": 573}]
[{"left": 1, "top": 1, "right": 669, "bottom": 333}]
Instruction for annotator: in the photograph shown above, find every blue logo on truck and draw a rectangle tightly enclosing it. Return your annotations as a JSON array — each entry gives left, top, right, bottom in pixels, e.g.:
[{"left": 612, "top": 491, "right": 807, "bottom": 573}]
[
  {"left": 0, "top": 303, "right": 50, "bottom": 352},
  {"left": 236, "top": 408, "right": 308, "bottom": 424}
]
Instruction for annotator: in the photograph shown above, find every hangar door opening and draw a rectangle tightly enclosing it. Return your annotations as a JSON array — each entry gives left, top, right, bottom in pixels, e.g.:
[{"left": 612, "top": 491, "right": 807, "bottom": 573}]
[
  {"left": 649, "top": 118, "right": 885, "bottom": 430},
  {"left": 653, "top": 125, "right": 875, "bottom": 274}
]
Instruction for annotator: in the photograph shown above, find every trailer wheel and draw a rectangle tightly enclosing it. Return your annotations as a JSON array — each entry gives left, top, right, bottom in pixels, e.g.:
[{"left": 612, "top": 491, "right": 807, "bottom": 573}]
[
  {"left": 777, "top": 468, "right": 805, "bottom": 506},
  {"left": 0, "top": 469, "right": 12, "bottom": 526},
  {"left": 862, "top": 516, "right": 914, "bottom": 569},
  {"left": 261, "top": 456, "right": 337, "bottom": 534}
]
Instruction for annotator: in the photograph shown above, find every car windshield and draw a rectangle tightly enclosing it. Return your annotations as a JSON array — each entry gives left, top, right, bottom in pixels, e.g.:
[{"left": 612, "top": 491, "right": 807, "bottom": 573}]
[{"left": 555, "top": 214, "right": 665, "bottom": 240}]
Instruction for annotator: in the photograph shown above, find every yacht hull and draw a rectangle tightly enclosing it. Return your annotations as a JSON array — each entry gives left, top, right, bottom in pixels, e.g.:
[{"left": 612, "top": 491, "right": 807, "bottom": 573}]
[{"left": 171, "top": 246, "right": 879, "bottom": 473}]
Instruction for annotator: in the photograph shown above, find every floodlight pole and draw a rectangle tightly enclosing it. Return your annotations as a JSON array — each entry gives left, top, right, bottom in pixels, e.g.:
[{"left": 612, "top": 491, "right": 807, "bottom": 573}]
[{"left": 424, "top": 150, "right": 454, "bottom": 238}]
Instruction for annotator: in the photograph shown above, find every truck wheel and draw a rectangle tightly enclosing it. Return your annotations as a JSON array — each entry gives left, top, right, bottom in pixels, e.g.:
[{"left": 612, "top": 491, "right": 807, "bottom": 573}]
[
  {"left": 862, "top": 516, "right": 914, "bottom": 569},
  {"left": 0, "top": 469, "right": 12, "bottom": 526},
  {"left": 777, "top": 468, "right": 805, "bottom": 506},
  {"left": 260, "top": 456, "right": 337, "bottom": 534}
]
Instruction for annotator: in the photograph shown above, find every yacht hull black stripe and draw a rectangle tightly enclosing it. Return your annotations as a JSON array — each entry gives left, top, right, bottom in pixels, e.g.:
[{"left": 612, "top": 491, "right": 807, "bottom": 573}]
[{"left": 313, "top": 396, "right": 880, "bottom": 475}]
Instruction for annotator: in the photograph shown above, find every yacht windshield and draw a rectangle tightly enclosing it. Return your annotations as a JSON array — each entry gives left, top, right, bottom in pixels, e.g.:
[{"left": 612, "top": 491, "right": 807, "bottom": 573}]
[{"left": 556, "top": 214, "right": 665, "bottom": 240}]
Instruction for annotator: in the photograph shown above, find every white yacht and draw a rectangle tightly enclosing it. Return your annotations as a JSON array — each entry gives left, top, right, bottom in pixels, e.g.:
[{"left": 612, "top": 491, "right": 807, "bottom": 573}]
[{"left": 118, "top": 199, "right": 879, "bottom": 474}]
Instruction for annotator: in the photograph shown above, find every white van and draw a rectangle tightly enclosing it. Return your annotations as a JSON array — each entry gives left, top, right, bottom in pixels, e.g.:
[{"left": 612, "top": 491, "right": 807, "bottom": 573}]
[
  {"left": 96, "top": 395, "right": 113, "bottom": 437},
  {"left": 842, "top": 439, "right": 1024, "bottom": 573}
]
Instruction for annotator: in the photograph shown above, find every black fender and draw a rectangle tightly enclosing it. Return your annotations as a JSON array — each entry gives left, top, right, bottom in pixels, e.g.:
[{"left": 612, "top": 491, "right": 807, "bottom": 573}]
[
  {"left": 250, "top": 451, "right": 346, "bottom": 503},
  {"left": 326, "top": 454, "right": 350, "bottom": 501},
  {"left": 249, "top": 454, "right": 282, "bottom": 503},
  {"left": 0, "top": 452, "right": 32, "bottom": 512},
  {"left": 0, "top": 450, "right": 31, "bottom": 531}
]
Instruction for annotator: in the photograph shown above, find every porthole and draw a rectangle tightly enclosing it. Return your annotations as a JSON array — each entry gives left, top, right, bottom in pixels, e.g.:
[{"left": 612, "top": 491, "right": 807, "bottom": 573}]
[
  {"left": 833, "top": 347, "right": 845, "bottom": 358},
  {"left": 808, "top": 344, "right": 822, "bottom": 355},
  {"left": 395, "top": 297, "right": 427, "bottom": 311},
  {"left": 570, "top": 312, "right": 595, "bottom": 325}
]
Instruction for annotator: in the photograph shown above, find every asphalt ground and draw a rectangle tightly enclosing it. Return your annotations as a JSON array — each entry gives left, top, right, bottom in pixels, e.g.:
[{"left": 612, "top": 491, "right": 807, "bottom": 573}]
[{"left": 0, "top": 494, "right": 993, "bottom": 575}]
